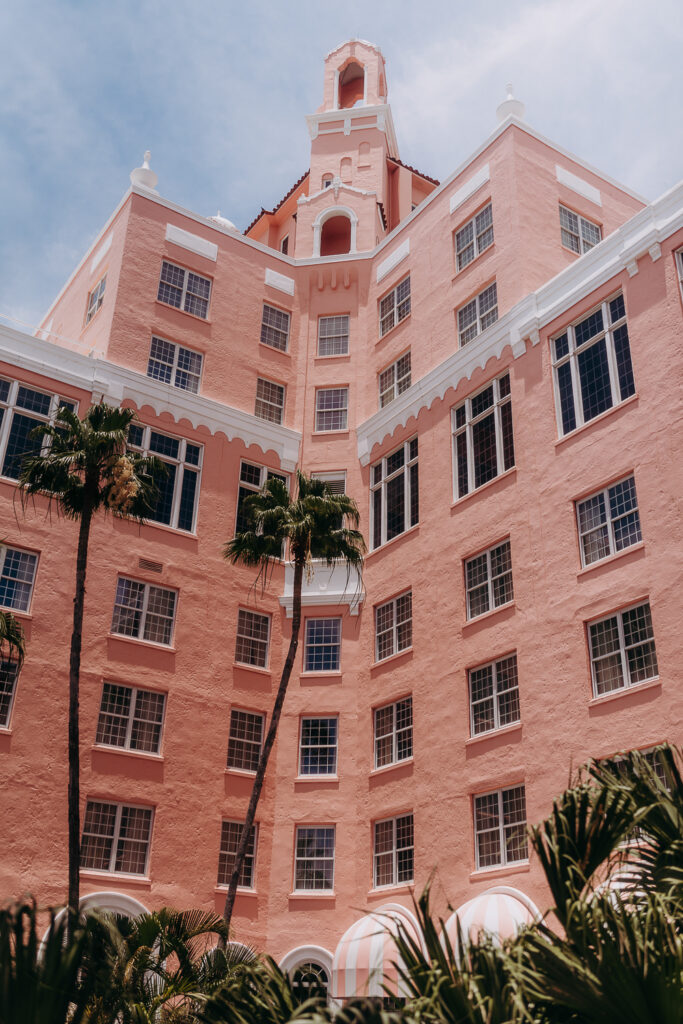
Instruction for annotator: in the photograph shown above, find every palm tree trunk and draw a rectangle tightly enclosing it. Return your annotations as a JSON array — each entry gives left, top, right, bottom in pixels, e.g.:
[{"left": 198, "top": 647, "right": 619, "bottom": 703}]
[
  {"left": 67, "top": 502, "right": 93, "bottom": 940},
  {"left": 222, "top": 558, "right": 304, "bottom": 938}
]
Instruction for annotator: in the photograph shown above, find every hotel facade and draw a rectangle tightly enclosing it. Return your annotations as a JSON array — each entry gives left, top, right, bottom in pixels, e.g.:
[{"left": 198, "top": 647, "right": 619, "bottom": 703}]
[{"left": 1, "top": 39, "right": 682, "bottom": 1000}]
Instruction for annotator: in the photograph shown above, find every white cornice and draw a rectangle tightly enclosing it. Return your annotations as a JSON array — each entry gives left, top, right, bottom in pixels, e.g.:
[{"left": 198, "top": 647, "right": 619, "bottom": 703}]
[
  {"left": 356, "top": 179, "right": 683, "bottom": 464},
  {"left": 279, "top": 562, "right": 364, "bottom": 616},
  {"left": 0, "top": 323, "right": 301, "bottom": 471},
  {"left": 306, "top": 104, "right": 399, "bottom": 158}
]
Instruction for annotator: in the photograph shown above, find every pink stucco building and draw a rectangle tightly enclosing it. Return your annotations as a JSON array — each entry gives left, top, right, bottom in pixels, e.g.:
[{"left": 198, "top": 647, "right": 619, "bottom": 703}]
[{"left": 1, "top": 39, "right": 682, "bottom": 998}]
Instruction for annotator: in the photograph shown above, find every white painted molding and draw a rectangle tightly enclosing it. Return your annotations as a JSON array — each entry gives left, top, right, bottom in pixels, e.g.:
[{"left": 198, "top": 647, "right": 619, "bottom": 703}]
[
  {"left": 449, "top": 164, "right": 490, "bottom": 215},
  {"left": 306, "top": 104, "right": 399, "bottom": 158},
  {"left": 376, "top": 238, "right": 410, "bottom": 283},
  {"left": 626, "top": 260, "right": 639, "bottom": 278},
  {"left": 555, "top": 165, "right": 602, "bottom": 207},
  {"left": 265, "top": 267, "right": 295, "bottom": 296},
  {"left": 279, "top": 562, "right": 364, "bottom": 616},
  {"left": 165, "top": 223, "right": 218, "bottom": 262},
  {"left": 279, "top": 944, "right": 334, "bottom": 977},
  {"left": 648, "top": 242, "right": 662, "bottom": 262},
  {"left": 312, "top": 206, "right": 359, "bottom": 258},
  {"left": 90, "top": 234, "right": 113, "bottom": 274}
]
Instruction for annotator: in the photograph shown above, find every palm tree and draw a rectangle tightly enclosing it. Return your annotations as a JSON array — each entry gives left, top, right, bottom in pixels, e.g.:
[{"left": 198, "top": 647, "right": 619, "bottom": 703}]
[
  {"left": 221, "top": 472, "right": 365, "bottom": 936},
  {"left": 0, "top": 610, "right": 25, "bottom": 667},
  {"left": 19, "top": 403, "right": 160, "bottom": 935}
]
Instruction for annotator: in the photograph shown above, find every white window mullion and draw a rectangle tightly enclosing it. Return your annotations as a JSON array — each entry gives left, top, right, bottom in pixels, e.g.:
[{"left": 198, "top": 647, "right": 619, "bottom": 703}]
[
  {"left": 110, "top": 803, "right": 124, "bottom": 872},
  {"left": 124, "top": 690, "right": 136, "bottom": 749},
  {"left": 616, "top": 613, "right": 630, "bottom": 687},
  {"left": 602, "top": 304, "right": 620, "bottom": 408},
  {"left": 466, "top": 419, "right": 474, "bottom": 494},
  {"left": 567, "top": 329, "right": 583, "bottom": 429},
  {"left": 139, "top": 586, "right": 151, "bottom": 641},
  {"left": 497, "top": 790, "right": 505, "bottom": 864}
]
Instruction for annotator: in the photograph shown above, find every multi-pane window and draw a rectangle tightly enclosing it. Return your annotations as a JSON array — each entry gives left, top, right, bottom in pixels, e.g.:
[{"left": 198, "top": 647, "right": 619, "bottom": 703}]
[
  {"left": 110, "top": 578, "right": 177, "bottom": 646},
  {"left": 374, "top": 697, "right": 413, "bottom": 769},
  {"left": 128, "top": 424, "right": 202, "bottom": 533},
  {"left": 0, "top": 546, "right": 38, "bottom": 613},
  {"left": 227, "top": 709, "right": 264, "bottom": 772},
  {"left": 315, "top": 388, "right": 348, "bottom": 432},
  {"left": 469, "top": 654, "right": 520, "bottom": 736},
  {"left": 559, "top": 205, "right": 602, "bottom": 254},
  {"left": 304, "top": 618, "right": 341, "bottom": 672},
  {"left": 379, "top": 276, "right": 411, "bottom": 337},
  {"left": 552, "top": 294, "right": 635, "bottom": 436},
  {"left": 452, "top": 372, "right": 514, "bottom": 499},
  {"left": 0, "top": 661, "right": 19, "bottom": 728},
  {"left": 474, "top": 786, "right": 527, "bottom": 869},
  {"left": 458, "top": 283, "right": 498, "bottom": 345},
  {"left": 375, "top": 592, "right": 412, "bottom": 661},
  {"left": 95, "top": 683, "right": 166, "bottom": 754},
  {"left": 146, "top": 337, "right": 203, "bottom": 394},
  {"left": 260, "top": 304, "right": 290, "bottom": 351},
  {"left": 455, "top": 204, "right": 494, "bottom": 271},
  {"left": 576, "top": 476, "right": 642, "bottom": 567},
  {"left": 379, "top": 352, "right": 411, "bottom": 408},
  {"left": 235, "top": 461, "right": 287, "bottom": 535},
  {"left": 310, "top": 471, "right": 346, "bottom": 496},
  {"left": 318, "top": 315, "right": 349, "bottom": 357},
  {"left": 299, "top": 717, "right": 338, "bottom": 776},
  {"left": 0, "top": 378, "right": 76, "bottom": 480},
  {"left": 373, "top": 813, "right": 414, "bottom": 887},
  {"left": 255, "top": 378, "right": 285, "bottom": 424},
  {"left": 465, "top": 540, "right": 513, "bottom": 619},
  {"left": 294, "top": 826, "right": 335, "bottom": 891},
  {"left": 371, "top": 438, "right": 419, "bottom": 550},
  {"left": 157, "top": 261, "right": 211, "bottom": 319},
  {"left": 217, "top": 821, "right": 257, "bottom": 888},
  {"left": 85, "top": 275, "right": 107, "bottom": 324},
  {"left": 588, "top": 602, "right": 658, "bottom": 697},
  {"left": 235, "top": 609, "right": 270, "bottom": 668},
  {"left": 81, "top": 800, "right": 153, "bottom": 875}
]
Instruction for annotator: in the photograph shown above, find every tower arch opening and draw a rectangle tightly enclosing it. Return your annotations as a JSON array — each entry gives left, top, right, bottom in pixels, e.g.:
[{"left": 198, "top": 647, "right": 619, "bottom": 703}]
[
  {"left": 338, "top": 61, "right": 365, "bottom": 108},
  {"left": 320, "top": 215, "right": 352, "bottom": 256}
]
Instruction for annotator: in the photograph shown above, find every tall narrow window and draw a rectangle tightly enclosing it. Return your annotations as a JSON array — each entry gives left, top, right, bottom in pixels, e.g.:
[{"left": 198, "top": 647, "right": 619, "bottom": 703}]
[
  {"left": 318, "top": 315, "right": 349, "bottom": 356},
  {"left": 576, "top": 476, "right": 641, "bottom": 567},
  {"left": 299, "top": 717, "right": 338, "bottom": 776},
  {"left": 157, "top": 261, "right": 211, "bottom": 319},
  {"left": 474, "top": 786, "right": 527, "bottom": 869},
  {"left": 85, "top": 275, "right": 107, "bottom": 324},
  {"left": 260, "top": 304, "right": 290, "bottom": 351},
  {"left": 0, "top": 661, "right": 19, "bottom": 728},
  {"left": 469, "top": 654, "right": 520, "bottom": 736},
  {"left": 217, "top": 821, "right": 257, "bottom": 887},
  {"left": 110, "top": 578, "right": 177, "bottom": 647},
  {"left": 374, "top": 697, "right": 413, "bottom": 769},
  {"left": 127, "top": 424, "right": 202, "bottom": 533},
  {"left": 81, "top": 800, "right": 153, "bottom": 875},
  {"left": 464, "top": 540, "right": 513, "bottom": 619},
  {"left": 588, "top": 602, "right": 658, "bottom": 697},
  {"left": 227, "top": 709, "right": 264, "bottom": 772},
  {"left": 294, "top": 827, "right": 335, "bottom": 891},
  {"left": 255, "top": 378, "right": 285, "bottom": 424},
  {"left": 235, "top": 461, "right": 287, "bottom": 535},
  {"left": 370, "top": 438, "right": 419, "bottom": 549},
  {"left": 147, "top": 337, "right": 203, "bottom": 393},
  {"left": 379, "top": 352, "right": 411, "bottom": 407},
  {"left": 0, "top": 546, "right": 38, "bottom": 613},
  {"left": 379, "top": 277, "right": 411, "bottom": 337},
  {"left": 235, "top": 609, "right": 270, "bottom": 668},
  {"left": 559, "top": 205, "right": 601, "bottom": 254},
  {"left": 375, "top": 592, "right": 412, "bottom": 661},
  {"left": 304, "top": 618, "right": 341, "bottom": 672},
  {"left": 280, "top": 236, "right": 289, "bottom": 255},
  {"left": 95, "top": 683, "right": 166, "bottom": 754},
  {"left": 455, "top": 204, "right": 494, "bottom": 270},
  {"left": 373, "top": 813, "right": 414, "bottom": 887},
  {"left": 452, "top": 372, "right": 514, "bottom": 499},
  {"left": 315, "top": 388, "right": 348, "bottom": 432},
  {"left": 457, "top": 283, "right": 498, "bottom": 345}
]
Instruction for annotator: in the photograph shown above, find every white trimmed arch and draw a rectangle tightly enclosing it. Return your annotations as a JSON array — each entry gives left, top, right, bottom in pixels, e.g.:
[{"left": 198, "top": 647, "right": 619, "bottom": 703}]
[
  {"left": 279, "top": 942, "right": 334, "bottom": 979},
  {"left": 313, "top": 206, "right": 358, "bottom": 257}
]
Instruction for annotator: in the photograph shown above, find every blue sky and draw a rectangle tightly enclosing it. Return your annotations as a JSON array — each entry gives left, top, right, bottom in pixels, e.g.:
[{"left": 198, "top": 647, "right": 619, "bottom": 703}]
[{"left": 1, "top": 0, "right": 680, "bottom": 328}]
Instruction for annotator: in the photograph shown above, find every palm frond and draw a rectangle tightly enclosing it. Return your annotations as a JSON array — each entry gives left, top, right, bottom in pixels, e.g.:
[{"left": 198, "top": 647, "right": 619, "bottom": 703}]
[{"left": 0, "top": 610, "right": 25, "bottom": 667}]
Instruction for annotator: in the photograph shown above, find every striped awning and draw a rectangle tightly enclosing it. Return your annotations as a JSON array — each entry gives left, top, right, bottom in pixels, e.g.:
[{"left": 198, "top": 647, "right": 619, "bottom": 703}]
[
  {"left": 443, "top": 886, "right": 539, "bottom": 949},
  {"left": 331, "top": 906, "right": 421, "bottom": 1000}
]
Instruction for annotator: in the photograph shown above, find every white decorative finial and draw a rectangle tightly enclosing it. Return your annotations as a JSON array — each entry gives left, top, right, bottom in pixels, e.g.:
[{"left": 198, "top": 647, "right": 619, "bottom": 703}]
[
  {"left": 496, "top": 83, "right": 526, "bottom": 124},
  {"left": 209, "top": 209, "right": 238, "bottom": 230},
  {"left": 130, "top": 150, "right": 159, "bottom": 192}
]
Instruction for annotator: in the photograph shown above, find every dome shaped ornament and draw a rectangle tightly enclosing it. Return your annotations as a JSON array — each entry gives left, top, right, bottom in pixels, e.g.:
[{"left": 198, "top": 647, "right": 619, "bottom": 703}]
[
  {"left": 209, "top": 210, "right": 238, "bottom": 231},
  {"left": 496, "top": 83, "right": 526, "bottom": 124},
  {"left": 130, "top": 150, "right": 159, "bottom": 192}
]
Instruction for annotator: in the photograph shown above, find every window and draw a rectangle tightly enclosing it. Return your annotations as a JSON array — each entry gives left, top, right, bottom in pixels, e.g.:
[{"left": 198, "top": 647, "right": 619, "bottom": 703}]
[
  {"left": 0, "top": 661, "right": 19, "bottom": 728},
  {"left": 458, "top": 283, "right": 498, "bottom": 345},
  {"left": 379, "top": 352, "right": 411, "bottom": 408},
  {"left": 146, "top": 337, "right": 203, "bottom": 394},
  {"left": 588, "top": 602, "right": 658, "bottom": 697},
  {"left": 110, "top": 578, "right": 177, "bottom": 646},
  {"left": 465, "top": 539, "right": 513, "bottom": 619},
  {"left": 227, "top": 709, "right": 264, "bottom": 772},
  {"left": 85, "top": 275, "right": 107, "bottom": 324},
  {"left": 217, "top": 821, "right": 257, "bottom": 888},
  {"left": 0, "top": 546, "right": 38, "bottom": 613},
  {"left": 127, "top": 424, "right": 202, "bottom": 533},
  {"left": 379, "top": 276, "right": 411, "bottom": 337},
  {"left": 452, "top": 372, "right": 514, "bottom": 499},
  {"left": 299, "top": 717, "right": 338, "bottom": 775},
  {"left": 95, "top": 683, "right": 166, "bottom": 754},
  {"left": 235, "top": 609, "right": 270, "bottom": 668},
  {"left": 374, "top": 697, "right": 413, "bottom": 769},
  {"left": 322, "top": 174, "right": 333, "bottom": 189},
  {"left": 0, "top": 378, "right": 76, "bottom": 480},
  {"left": 294, "top": 826, "right": 335, "bottom": 891},
  {"left": 469, "top": 654, "right": 520, "bottom": 736},
  {"left": 576, "top": 476, "right": 642, "bottom": 567},
  {"left": 455, "top": 204, "right": 494, "bottom": 271},
  {"left": 559, "top": 205, "right": 601, "bottom": 254},
  {"left": 676, "top": 250, "right": 683, "bottom": 299},
  {"left": 315, "top": 388, "right": 348, "bottom": 432},
  {"left": 375, "top": 592, "right": 412, "bottom": 661},
  {"left": 255, "top": 378, "right": 285, "bottom": 424},
  {"left": 310, "top": 471, "right": 346, "bottom": 496},
  {"left": 235, "top": 461, "right": 287, "bottom": 535},
  {"left": 291, "top": 963, "right": 329, "bottom": 1001},
  {"left": 318, "top": 315, "right": 349, "bottom": 357},
  {"left": 552, "top": 293, "right": 635, "bottom": 436},
  {"left": 280, "top": 236, "right": 289, "bottom": 255},
  {"left": 304, "top": 618, "right": 341, "bottom": 672},
  {"left": 81, "top": 800, "right": 153, "bottom": 875},
  {"left": 474, "top": 785, "right": 527, "bottom": 869},
  {"left": 157, "top": 260, "right": 211, "bottom": 318},
  {"left": 373, "top": 813, "right": 414, "bottom": 887},
  {"left": 260, "top": 304, "right": 290, "bottom": 351},
  {"left": 371, "top": 438, "right": 418, "bottom": 550}
]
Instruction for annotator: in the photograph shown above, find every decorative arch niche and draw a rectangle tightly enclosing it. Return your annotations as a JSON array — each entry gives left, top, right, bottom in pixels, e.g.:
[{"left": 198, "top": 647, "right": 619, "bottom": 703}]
[
  {"left": 338, "top": 61, "right": 365, "bottom": 108},
  {"left": 313, "top": 206, "right": 357, "bottom": 257}
]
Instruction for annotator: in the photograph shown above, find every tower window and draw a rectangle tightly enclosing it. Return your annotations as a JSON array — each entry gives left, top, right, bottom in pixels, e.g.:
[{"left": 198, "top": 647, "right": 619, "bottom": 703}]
[
  {"left": 338, "top": 61, "right": 365, "bottom": 108},
  {"left": 320, "top": 215, "right": 352, "bottom": 256}
]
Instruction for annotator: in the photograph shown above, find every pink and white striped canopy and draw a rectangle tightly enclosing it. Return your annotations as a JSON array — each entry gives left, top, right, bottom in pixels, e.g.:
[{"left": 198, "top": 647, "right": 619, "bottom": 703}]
[
  {"left": 443, "top": 886, "right": 540, "bottom": 949},
  {"left": 331, "top": 906, "right": 421, "bottom": 1000}
]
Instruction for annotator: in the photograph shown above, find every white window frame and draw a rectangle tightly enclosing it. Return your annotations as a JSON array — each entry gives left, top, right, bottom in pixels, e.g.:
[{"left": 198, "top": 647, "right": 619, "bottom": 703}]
[
  {"left": 146, "top": 336, "right": 203, "bottom": 394},
  {"left": 234, "top": 608, "right": 271, "bottom": 668},
  {"left": 588, "top": 602, "right": 658, "bottom": 698},
  {"left": 85, "top": 274, "right": 107, "bottom": 324},
  {"left": 157, "top": 260, "right": 211, "bottom": 319},
  {"left": 454, "top": 203, "right": 494, "bottom": 271},
  {"left": 370, "top": 437, "right": 419, "bottom": 550},
  {"left": 373, "top": 696, "right": 413, "bottom": 769},
  {"left": 260, "top": 303, "right": 290, "bottom": 352},
  {"left": 457, "top": 282, "right": 498, "bottom": 346},
  {"left": 379, "top": 276, "right": 411, "bottom": 337},
  {"left": 255, "top": 378, "right": 285, "bottom": 425},
  {"left": 127, "top": 423, "right": 202, "bottom": 533},
  {"left": 294, "top": 826, "right": 335, "bottom": 892},
  {"left": 280, "top": 235, "right": 289, "bottom": 255},
  {"left": 110, "top": 577, "right": 177, "bottom": 647},
  {"left": 473, "top": 785, "right": 528, "bottom": 870},
  {"left": 452, "top": 372, "right": 514, "bottom": 500},
  {"left": 373, "top": 813, "right": 414, "bottom": 888},
  {"left": 217, "top": 820, "right": 258, "bottom": 889},
  {"left": 227, "top": 708, "right": 265, "bottom": 773},
  {"left": 298, "top": 716, "right": 339, "bottom": 776},
  {"left": 468, "top": 653, "right": 520, "bottom": 737},
  {"left": 576, "top": 475, "right": 642, "bottom": 568},
  {"left": 676, "top": 250, "right": 683, "bottom": 302},
  {"left": 0, "top": 659, "right": 20, "bottom": 729},
  {"left": 464, "top": 539, "right": 513, "bottom": 619},
  {"left": 310, "top": 470, "right": 346, "bottom": 496},
  {"left": 0, "top": 377, "right": 77, "bottom": 481},
  {"left": 318, "top": 315, "right": 350, "bottom": 357},
  {"left": 81, "top": 799, "right": 154, "bottom": 876},
  {"left": 304, "top": 617, "right": 342, "bottom": 673},
  {"left": 374, "top": 592, "right": 412, "bottom": 661},
  {"left": 315, "top": 387, "right": 348, "bottom": 432},
  {"left": 0, "top": 544, "right": 39, "bottom": 614},
  {"left": 559, "top": 204, "right": 602, "bottom": 254},
  {"left": 94, "top": 682, "right": 166, "bottom": 754},
  {"left": 378, "top": 352, "right": 411, "bottom": 408},
  {"left": 235, "top": 461, "right": 288, "bottom": 536}
]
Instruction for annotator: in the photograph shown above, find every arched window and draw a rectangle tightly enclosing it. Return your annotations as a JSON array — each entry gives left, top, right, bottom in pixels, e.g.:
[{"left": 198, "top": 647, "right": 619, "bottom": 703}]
[
  {"left": 321, "top": 215, "right": 352, "bottom": 256},
  {"left": 340, "top": 157, "right": 352, "bottom": 184},
  {"left": 292, "top": 961, "right": 329, "bottom": 1001},
  {"left": 338, "top": 61, "right": 365, "bottom": 108}
]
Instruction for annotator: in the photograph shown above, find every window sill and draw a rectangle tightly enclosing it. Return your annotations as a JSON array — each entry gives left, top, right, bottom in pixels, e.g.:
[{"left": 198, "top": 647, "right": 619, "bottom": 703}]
[
  {"left": 366, "top": 523, "right": 419, "bottom": 560},
  {"left": 466, "top": 722, "right": 522, "bottom": 746},
  {"left": 155, "top": 299, "right": 211, "bottom": 324},
  {"left": 554, "top": 393, "right": 639, "bottom": 447},
  {"left": 234, "top": 662, "right": 272, "bottom": 677},
  {"left": 215, "top": 885, "right": 257, "bottom": 896},
  {"left": 367, "top": 883, "right": 413, "bottom": 896},
  {"left": 589, "top": 676, "right": 661, "bottom": 707},
  {"left": 295, "top": 775, "right": 339, "bottom": 783},
  {"left": 108, "top": 634, "right": 176, "bottom": 653},
  {"left": 289, "top": 891, "right": 335, "bottom": 900},
  {"left": 225, "top": 767, "right": 257, "bottom": 778},
  {"left": 0, "top": 607, "right": 33, "bottom": 621},
  {"left": 315, "top": 353, "right": 350, "bottom": 362},
  {"left": 0, "top": 727, "right": 12, "bottom": 735},
  {"left": 259, "top": 341, "right": 290, "bottom": 356},
  {"left": 91, "top": 744, "right": 163, "bottom": 762},
  {"left": 450, "top": 241, "right": 495, "bottom": 281},
  {"left": 377, "top": 312, "right": 411, "bottom": 345},
  {"left": 469, "top": 861, "right": 530, "bottom": 881},
  {"left": 135, "top": 519, "right": 198, "bottom": 540},
  {"left": 372, "top": 646, "right": 413, "bottom": 670},
  {"left": 312, "top": 429, "right": 350, "bottom": 438},
  {"left": 577, "top": 541, "right": 645, "bottom": 577},
  {"left": 369, "top": 757, "right": 413, "bottom": 778},
  {"left": 300, "top": 671, "right": 342, "bottom": 679},
  {"left": 450, "top": 467, "right": 516, "bottom": 509},
  {"left": 462, "top": 601, "right": 515, "bottom": 631},
  {"left": 80, "top": 869, "right": 151, "bottom": 886}
]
